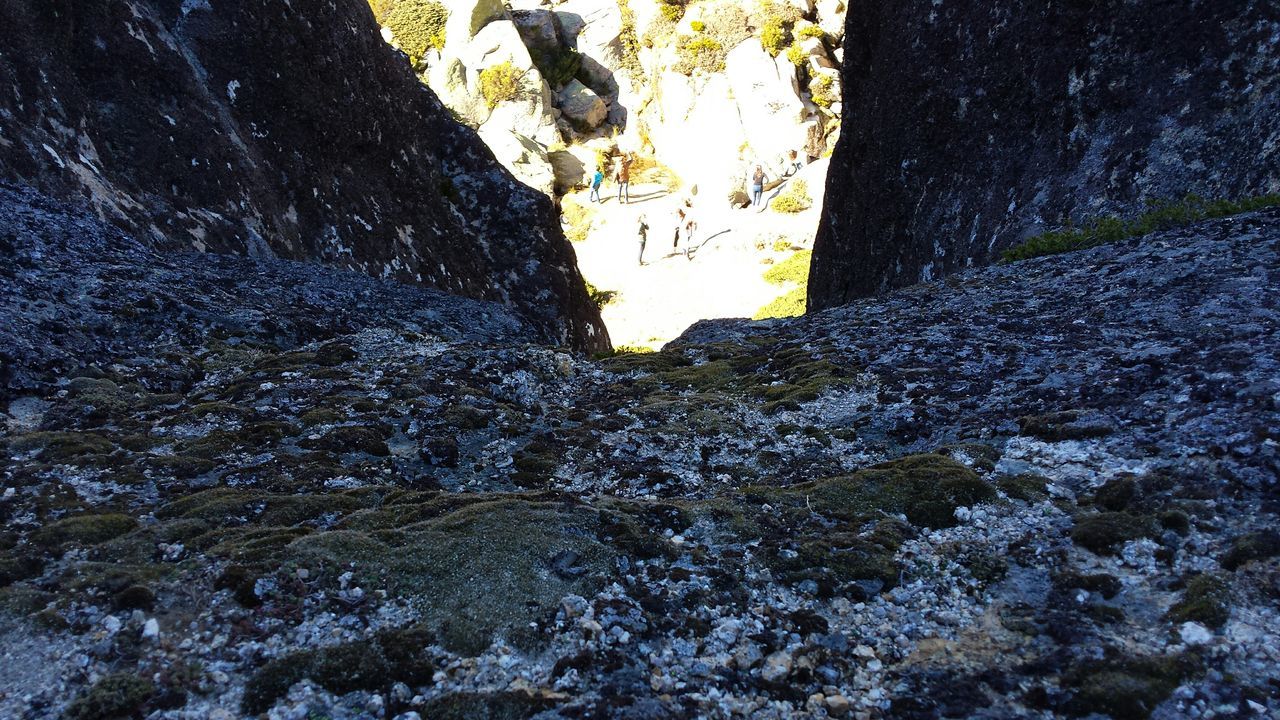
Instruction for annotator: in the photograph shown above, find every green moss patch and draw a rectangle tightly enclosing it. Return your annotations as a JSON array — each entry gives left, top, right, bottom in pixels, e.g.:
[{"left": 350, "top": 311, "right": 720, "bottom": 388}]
[
  {"left": 1221, "top": 530, "right": 1280, "bottom": 571},
  {"left": 64, "top": 673, "right": 157, "bottom": 720},
  {"left": 1071, "top": 512, "right": 1153, "bottom": 555},
  {"left": 32, "top": 513, "right": 138, "bottom": 550},
  {"left": 1167, "top": 574, "right": 1231, "bottom": 629},
  {"left": 1063, "top": 652, "right": 1202, "bottom": 718},
  {"left": 420, "top": 690, "right": 562, "bottom": 720}
]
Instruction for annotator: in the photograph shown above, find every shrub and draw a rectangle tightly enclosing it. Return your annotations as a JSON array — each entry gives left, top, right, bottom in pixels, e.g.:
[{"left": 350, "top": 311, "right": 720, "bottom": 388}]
[
  {"left": 529, "top": 47, "right": 582, "bottom": 88},
  {"left": 561, "top": 198, "right": 595, "bottom": 243},
  {"left": 786, "top": 42, "right": 806, "bottom": 66},
  {"left": 1001, "top": 193, "right": 1280, "bottom": 262},
  {"left": 797, "top": 24, "right": 825, "bottom": 39},
  {"left": 809, "top": 73, "right": 836, "bottom": 108},
  {"left": 772, "top": 179, "right": 812, "bottom": 213},
  {"left": 368, "top": 0, "right": 397, "bottom": 25},
  {"left": 584, "top": 280, "right": 618, "bottom": 308},
  {"left": 756, "top": 0, "right": 798, "bottom": 56},
  {"left": 478, "top": 61, "right": 524, "bottom": 109},
  {"left": 755, "top": 250, "right": 811, "bottom": 319},
  {"left": 659, "top": 1, "right": 684, "bottom": 21},
  {"left": 760, "top": 20, "right": 785, "bottom": 55},
  {"left": 763, "top": 249, "right": 811, "bottom": 285},
  {"left": 385, "top": 0, "right": 448, "bottom": 64},
  {"left": 690, "top": 20, "right": 706, "bottom": 31},
  {"left": 618, "top": 0, "right": 643, "bottom": 73},
  {"left": 673, "top": 35, "right": 726, "bottom": 75}
]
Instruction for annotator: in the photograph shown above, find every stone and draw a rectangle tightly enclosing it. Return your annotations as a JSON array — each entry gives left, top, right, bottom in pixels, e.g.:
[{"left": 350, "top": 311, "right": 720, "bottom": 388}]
[
  {"left": 477, "top": 128, "right": 557, "bottom": 196},
  {"left": 761, "top": 650, "right": 793, "bottom": 682},
  {"left": 816, "top": 0, "right": 846, "bottom": 41},
  {"left": 141, "top": 618, "right": 160, "bottom": 640},
  {"left": 557, "top": 0, "right": 625, "bottom": 93},
  {"left": 510, "top": 9, "right": 563, "bottom": 52},
  {"left": 443, "top": 0, "right": 507, "bottom": 40},
  {"left": 558, "top": 80, "right": 609, "bottom": 130},
  {"left": 725, "top": 41, "right": 807, "bottom": 166},
  {"left": 0, "top": 0, "right": 608, "bottom": 352},
  {"left": 1179, "top": 621, "right": 1214, "bottom": 646},
  {"left": 826, "top": 694, "right": 852, "bottom": 717},
  {"left": 811, "top": 0, "right": 1280, "bottom": 309}
]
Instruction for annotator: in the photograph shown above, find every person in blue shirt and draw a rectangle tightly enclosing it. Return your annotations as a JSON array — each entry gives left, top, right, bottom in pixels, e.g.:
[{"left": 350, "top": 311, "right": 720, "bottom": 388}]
[{"left": 589, "top": 168, "right": 604, "bottom": 203}]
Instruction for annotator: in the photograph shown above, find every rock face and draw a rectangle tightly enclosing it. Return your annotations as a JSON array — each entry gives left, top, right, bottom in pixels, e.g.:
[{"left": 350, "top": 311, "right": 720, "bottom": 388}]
[
  {"left": 810, "top": 0, "right": 1280, "bottom": 309},
  {"left": 3, "top": 200, "right": 1279, "bottom": 717},
  {"left": 0, "top": 0, "right": 608, "bottom": 352}
]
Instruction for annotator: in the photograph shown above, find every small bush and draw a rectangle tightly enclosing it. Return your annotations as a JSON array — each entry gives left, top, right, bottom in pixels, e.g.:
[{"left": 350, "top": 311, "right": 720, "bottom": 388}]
[
  {"left": 810, "top": 73, "right": 836, "bottom": 108},
  {"left": 618, "top": 0, "right": 643, "bottom": 73},
  {"left": 760, "top": 20, "right": 785, "bottom": 55},
  {"left": 755, "top": 250, "right": 811, "bottom": 319},
  {"left": 65, "top": 674, "right": 156, "bottom": 720},
  {"left": 1001, "top": 193, "right": 1280, "bottom": 262},
  {"left": 561, "top": 198, "right": 595, "bottom": 243},
  {"left": 772, "top": 179, "right": 812, "bottom": 213},
  {"left": 797, "top": 24, "right": 825, "bottom": 39},
  {"left": 478, "top": 61, "right": 524, "bottom": 109},
  {"left": 385, "top": 0, "right": 448, "bottom": 64},
  {"left": 690, "top": 19, "right": 706, "bottom": 31},
  {"left": 757, "top": 0, "right": 798, "bottom": 56},
  {"left": 529, "top": 47, "right": 582, "bottom": 88},
  {"left": 584, "top": 280, "right": 618, "bottom": 308},
  {"left": 673, "top": 35, "right": 726, "bottom": 75},
  {"left": 657, "top": 0, "right": 685, "bottom": 22},
  {"left": 786, "top": 42, "right": 806, "bottom": 66}
]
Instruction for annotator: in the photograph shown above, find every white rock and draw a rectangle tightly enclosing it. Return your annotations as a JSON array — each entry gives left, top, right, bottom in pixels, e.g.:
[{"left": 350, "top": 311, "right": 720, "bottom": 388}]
[
  {"left": 141, "top": 618, "right": 160, "bottom": 639},
  {"left": 1179, "top": 621, "right": 1214, "bottom": 646},
  {"left": 558, "top": 80, "right": 608, "bottom": 130},
  {"left": 761, "top": 650, "right": 793, "bottom": 681}
]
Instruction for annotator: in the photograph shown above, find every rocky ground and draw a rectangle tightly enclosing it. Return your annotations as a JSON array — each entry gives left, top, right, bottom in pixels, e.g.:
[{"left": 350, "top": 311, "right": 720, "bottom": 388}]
[{"left": 2, "top": 191, "right": 1278, "bottom": 719}]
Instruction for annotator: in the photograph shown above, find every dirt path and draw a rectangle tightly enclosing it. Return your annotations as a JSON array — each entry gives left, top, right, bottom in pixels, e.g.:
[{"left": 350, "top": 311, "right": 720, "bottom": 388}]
[{"left": 570, "top": 162, "right": 826, "bottom": 349}]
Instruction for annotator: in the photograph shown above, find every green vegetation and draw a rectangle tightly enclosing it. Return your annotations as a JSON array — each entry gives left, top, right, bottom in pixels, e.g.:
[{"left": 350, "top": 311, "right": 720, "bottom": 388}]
[
  {"left": 385, "top": 0, "right": 448, "bottom": 65},
  {"left": 367, "top": 0, "right": 398, "bottom": 25},
  {"left": 1167, "top": 574, "right": 1231, "bottom": 629},
  {"left": 529, "top": 47, "right": 582, "bottom": 88},
  {"left": 1002, "top": 193, "right": 1280, "bottom": 263},
  {"left": 1063, "top": 653, "right": 1202, "bottom": 719},
  {"left": 658, "top": 0, "right": 686, "bottom": 22},
  {"left": 32, "top": 514, "right": 138, "bottom": 550},
  {"left": 584, "top": 280, "right": 619, "bottom": 308},
  {"left": 1221, "top": 530, "right": 1280, "bottom": 571},
  {"left": 754, "top": 250, "right": 810, "bottom": 320},
  {"left": 673, "top": 35, "right": 726, "bottom": 75},
  {"left": 797, "top": 24, "right": 825, "bottom": 39},
  {"left": 772, "top": 178, "right": 812, "bottom": 213},
  {"left": 786, "top": 42, "right": 806, "bottom": 66},
  {"left": 690, "top": 19, "right": 706, "bottom": 31},
  {"left": 809, "top": 72, "right": 836, "bottom": 108},
  {"left": 757, "top": 0, "right": 799, "bottom": 56},
  {"left": 617, "top": 0, "right": 643, "bottom": 74},
  {"left": 478, "top": 61, "right": 524, "bottom": 109},
  {"left": 1071, "top": 512, "right": 1153, "bottom": 555},
  {"left": 561, "top": 197, "right": 595, "bottom": 243},
  {"left": 65, "top": 673, "right": 157, "bottom": 720}
]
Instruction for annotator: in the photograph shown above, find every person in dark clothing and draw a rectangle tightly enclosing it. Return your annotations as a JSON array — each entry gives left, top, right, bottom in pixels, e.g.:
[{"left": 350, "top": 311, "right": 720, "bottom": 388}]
[{"left": 637, "top": 214, "right": 649, "bottom": 265}]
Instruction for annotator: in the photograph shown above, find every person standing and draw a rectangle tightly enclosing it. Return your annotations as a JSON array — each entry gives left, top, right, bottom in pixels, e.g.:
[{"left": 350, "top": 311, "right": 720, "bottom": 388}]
[
  {"left": 751, "top": 165, "right": 766, "bottom": 208},
  {"left": 636, "top": 213, "right": 649, "bottom": 266},
  {"left": 589, "top": 168, "right": 604, "bottom": 203},
  {"left": 673, "top": 207, "right": 686, "bottom": 251},
  {"left": 616, "top": 154, "right": 632, "bottom": 204},
  {"left": 788, "top": 149, "right": 802, "bottom": 174}
]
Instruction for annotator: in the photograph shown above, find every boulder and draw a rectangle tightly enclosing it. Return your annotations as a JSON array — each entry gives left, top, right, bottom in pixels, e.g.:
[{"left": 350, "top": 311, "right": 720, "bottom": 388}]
[
  {"left": 811, "top": 0, "right": 1280, "bottom": 309},
  {"left": 558, "top": 80, "right": 608, "bottom": 130},
  {"left": 465, "top": 20, "right": 562, "bottom": 145},
  {"left": 642, "top": 71, "right": 747, "bottom": 201},
  {"left": 799, "top": 37, "right": 835, "bottom": 70},
  {"left": 443, "top": 0, "right": 507, "bottom": 41},
  {"left": 477, "top": 127, "right": 558, "bottom": 196},
  {"left": 816, "top": 0, "right": 846, "bottom": 42},
  {"left": 557, "top": 0, "right": 625, "bottom": 94},
  {"left": 510, "top": 9, "right": 563, "bottom": 52},
  {"left": 725, "top": 41, "right": 807, "bottom": 164},
  {"left": 0, "top": 0, "right": 607, "bottom": 352},
  {"left": 549, "top": 149, "right": 589, "bottom": 193}
]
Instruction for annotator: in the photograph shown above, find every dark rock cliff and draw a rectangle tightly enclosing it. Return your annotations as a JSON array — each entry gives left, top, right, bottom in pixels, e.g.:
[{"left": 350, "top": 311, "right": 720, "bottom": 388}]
[
  {"left": 810, "top": 0, "right": 1280, "bottom": 309},
  {"left": 0, "top": 0, "right": 608, "bottom": 351}
]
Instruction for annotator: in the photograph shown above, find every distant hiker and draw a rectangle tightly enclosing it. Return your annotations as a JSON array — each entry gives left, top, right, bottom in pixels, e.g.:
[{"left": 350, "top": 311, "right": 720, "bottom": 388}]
[
  {"left": 682, "top": 199, "right": 697, "bottom": 258},
  {"left": 673, "top": 207, "right": 686, "bottom": 250},
  {"left": 589, "top": 169, "right": 604, "bottom": 203},
  {"left": 637, "top": 214, "right": 649, "bottom": 265},
  {"left": 616, "top": 154, "right": 632, "bottom": 204},
  {"left": 751, "top": 165, "right": 766, "bottom": 208},
  {"left": 788, "top": 149, "right": 802, "bottom": 174}
]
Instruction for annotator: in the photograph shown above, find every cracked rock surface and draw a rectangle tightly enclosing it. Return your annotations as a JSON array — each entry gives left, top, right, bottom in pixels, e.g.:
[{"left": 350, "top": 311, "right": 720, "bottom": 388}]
[{"left": 1, "top": 194, "right": 1278, "bottom": 718}]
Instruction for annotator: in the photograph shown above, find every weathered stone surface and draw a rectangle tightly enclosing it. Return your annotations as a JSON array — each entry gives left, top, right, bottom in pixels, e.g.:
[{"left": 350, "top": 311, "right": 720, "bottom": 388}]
[
  {"left": 557, "top": 0, "right": 625, "bottom": 94},
  {"left": 0, "top": 0, "right": 607, "bottom": 351},
  {"left": 557, "top": 80, "right": 609, "bottom": 130},
  {"left": 810, "top": 0, "right": 1280, "bottom": 309}
]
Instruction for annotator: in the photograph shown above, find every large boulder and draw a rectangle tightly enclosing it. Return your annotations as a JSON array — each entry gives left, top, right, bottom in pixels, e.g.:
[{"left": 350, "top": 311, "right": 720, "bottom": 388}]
[
  {"left": 557, "top": 0, "right": 626, "bottom": 94},
  {"left": 558, "top": 80, "right": 609, "bottom": 131},
  {"left": 810, "top": 0, "right": 1280, "bottom": 310},
  {"left": 477, "top": 127, "right": 558, "bottom": 196},
  {"left": 725, "top": 41, "right": 808, "bottom": 164},
  {"left": 443, "top": 0, "right": 507, "bottom": 41},
  {"left": 642, "top": 71, "right": 747, "bottom": 201},
  {"left": 0, "top": 0, "right": 607, "bottom": 352}
]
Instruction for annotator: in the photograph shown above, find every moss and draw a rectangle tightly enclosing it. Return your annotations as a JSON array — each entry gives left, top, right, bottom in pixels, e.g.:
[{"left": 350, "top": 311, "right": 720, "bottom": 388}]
[
  {"left": 420, "top": 690, "right": 561, "bottom": 720},
  {"left": 1071, "top": 512, "right": 1152, "bottom": 555},
  {"left": 286, "top": 498, "right": 617, "bottom": 655},
  {"left": 1063, "top": 653, "right": 1202, "bottom": 718},
  {"left": 6, "top": 431, "right": 115, "bottom": 463},
  {"left": 809, "top": 72, "right": 836, "bottom": 108},
  {"left": 113, "top": 584, "right": 157, "bottom": 610},
  {"left": 754, "top": 251, "right": 811, "bottom": 320},
  {"left": 1167, "top": 574, "right": 1231, "bottom": 629},
  {"left": 298, "top": 425, "right": 391, "bottom": 456},
  {"left": 996, "top": 473, "right": 1049, "bottom": 501},
  {"left": 32, "top": 513, "right": 138, "bottom": 550},
  {"left": 0, "top": 551, "right": 43, "bottom": 587},
  {"left": 1019, "top": 411, "right": 1113, "bottom": 441},
  {"left": 771, "top": 179, "right": 812, "bottom": 213},
  {"left": 1094, "top": 477, "right": 1137, "bottom": 511},
  {"left": 440, "top": 404, "right": 490, "bottom": 430},
  {"left": 182, "top": 421, "right": 296, "bottom": 458},
  {"left": 753, "top": 454, "right": 995, "bottom": 530},
  {"left": 64, "top": 673, "right": 157, "bottom": 720},
  {"left": 189, "top": 401, "right": 250, "bottom": 419},
  {"left": 242, "top": 625, "right": 436, "bottom": 713},
  {"left": 771, "top": 534, "right": 898, "bottom": 589},
  {"left": 1158, "top": 509, "right": 1191, "bottom": 535},
  {"left": 315, "top": 342, "right": 359, "bottom": 366},
  {"left": 300, "top": 407, "right": 346, "bottom": 426},
  {"left": 145, "top": 454, "right": 215, "bottom": 479},
  {"left": 1055, "top": 572, "right": 1122, "bottom": 600},
  {"left": 1003, "top": 193, "right": 1280, "bottom": 263},
  {"left": 1221, "top": 530, "right": 1280, "bottom": 571}
]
